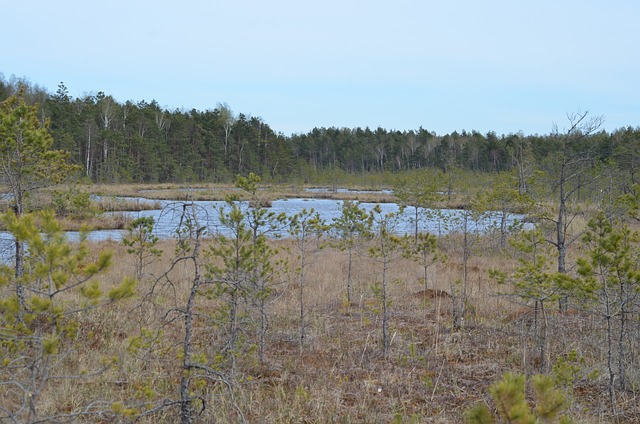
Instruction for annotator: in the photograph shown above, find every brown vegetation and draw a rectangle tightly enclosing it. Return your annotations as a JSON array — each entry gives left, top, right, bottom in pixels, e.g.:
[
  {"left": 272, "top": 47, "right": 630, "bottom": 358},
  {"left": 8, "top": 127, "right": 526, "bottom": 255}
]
[
  {"left": 82, "top": 183, "right": 487, "bottom": 212},
  {"left": 29, "top": 232, "right": 638, "bottom": 423}
]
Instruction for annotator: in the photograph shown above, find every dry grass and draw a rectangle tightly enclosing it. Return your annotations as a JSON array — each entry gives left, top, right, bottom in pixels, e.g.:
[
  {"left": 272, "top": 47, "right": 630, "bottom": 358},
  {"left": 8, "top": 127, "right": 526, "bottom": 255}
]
[
  {"left": 94, "top": 197, "right": 162, "bottom": 213},
  {"left": 12, "top": 229, "right": 636, "bottom": 423},
  {"left": 55, "top": 213, "right": 132, "bottom": 231},
  {"left": 86, "top": 183, "right": 400, "bottom": 203},
  {"left": 82, "top": 183, "right": 491, "bottom": 212},
  {"left": 0, "top": 180, "right": 629, "bottom": 422}
]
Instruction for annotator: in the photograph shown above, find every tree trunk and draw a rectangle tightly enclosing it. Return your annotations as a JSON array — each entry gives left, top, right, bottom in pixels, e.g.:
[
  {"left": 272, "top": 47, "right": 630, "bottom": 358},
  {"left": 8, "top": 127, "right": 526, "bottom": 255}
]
[
  {"left": 618, "top": 278, "right": 628, "bottom": 391},
  {"left": 85, "top": 123, "right": 92, "bottom": 177},
  {"left": 382, "top": 257, "right": 389, "bottom": 358},
  {"left": 13, "top": 190, "right": 25, "bottom": 311},
  {"left": 557, "top": 166, "right": 569, "bottom": 312},
  {"left": 180, "top": 227, "right": 203, "bottom": 424},
  {"left": 414, "top": 206, "right": 419, "bottom": 242},
  {"left": 500, "top": 210, "right": 507, "bottom": 249},
  {"left": 604, "top": 288, "right": 616, "bottom": 416},
  {"left": 347, "top": 247, "right": 353, "bottom": 304},
  {"left": 539, "top": 300, "right": 548, "bottom": 374},
  {"left": 299, "top": 248, "right": 306, "bottom": 352},
  {"left": 180, "top": 279, "right": 198, "bottom": 424}
]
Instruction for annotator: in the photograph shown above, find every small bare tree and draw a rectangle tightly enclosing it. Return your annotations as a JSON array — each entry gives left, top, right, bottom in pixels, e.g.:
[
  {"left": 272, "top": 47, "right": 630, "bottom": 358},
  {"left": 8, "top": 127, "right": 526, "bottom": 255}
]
[
  {"left": 217, "top": 102, "right": 236, "bottom": 166},
  {"left": 134, "top": 202, "right": 245, "bottom": 423},
  {"left": 544, "top": 111, "right": 604, "bottom": 311}
]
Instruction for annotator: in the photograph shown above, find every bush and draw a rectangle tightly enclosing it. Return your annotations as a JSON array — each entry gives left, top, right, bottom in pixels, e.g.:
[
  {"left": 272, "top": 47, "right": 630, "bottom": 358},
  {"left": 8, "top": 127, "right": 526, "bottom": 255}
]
[
  {"left": 466, "top": 372, "right": 573, "bottom": 424},
  {"left": 51, "top": 189, "right": 95, "bottom": 218}
]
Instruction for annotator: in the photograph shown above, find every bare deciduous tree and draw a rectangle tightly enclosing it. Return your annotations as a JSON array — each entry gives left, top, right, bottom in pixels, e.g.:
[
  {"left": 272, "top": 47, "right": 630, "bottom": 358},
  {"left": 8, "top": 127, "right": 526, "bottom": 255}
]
[{"left": 544, "top": 111, "right": 604, "bottom": 311}]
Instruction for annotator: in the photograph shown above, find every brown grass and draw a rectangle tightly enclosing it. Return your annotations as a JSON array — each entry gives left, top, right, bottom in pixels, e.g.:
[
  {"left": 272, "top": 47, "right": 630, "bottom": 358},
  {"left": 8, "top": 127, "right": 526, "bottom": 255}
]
[
  {"left": 55, "top": 213, "right": 132, "bottom": 231},
  {"left": 11, "top": 229, "right": 634, "bottom": 423},
  {"left": 58, "top": 183, "right": 547, "bottom": 215},
  {"left": 86, "top": 182, "right": 400, "bottom": 203},
  {"left": 0, "top": 181, "right": 628, "bottom": 423},
  {"left": 94, "top": 197, "right": 162, "bottom": 212}
]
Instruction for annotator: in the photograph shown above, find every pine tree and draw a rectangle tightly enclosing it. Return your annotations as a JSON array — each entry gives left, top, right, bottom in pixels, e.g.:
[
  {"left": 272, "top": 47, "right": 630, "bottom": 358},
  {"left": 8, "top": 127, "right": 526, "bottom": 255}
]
[
  {"left": 0, "top": 87, "right": 80, "bottom": 309},
  {"left": 0, "top": 211, "right": 136, "bottom": 422}
]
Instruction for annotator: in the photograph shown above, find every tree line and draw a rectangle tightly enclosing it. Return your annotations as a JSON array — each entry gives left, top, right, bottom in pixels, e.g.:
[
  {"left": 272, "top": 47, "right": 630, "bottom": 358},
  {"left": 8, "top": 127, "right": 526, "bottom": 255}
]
[
  {"left": 1, "top": 75, "right": 638, "bottom": 188},
  {"left": 2, "top": 79, "right": 640, "bottom": 420}
]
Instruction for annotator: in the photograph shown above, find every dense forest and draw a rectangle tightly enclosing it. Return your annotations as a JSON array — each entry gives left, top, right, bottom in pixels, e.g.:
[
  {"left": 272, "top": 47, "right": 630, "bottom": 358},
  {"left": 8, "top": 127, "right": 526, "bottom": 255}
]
[{"left": 1, "top": 74, "right": 639, "bottom": 189}]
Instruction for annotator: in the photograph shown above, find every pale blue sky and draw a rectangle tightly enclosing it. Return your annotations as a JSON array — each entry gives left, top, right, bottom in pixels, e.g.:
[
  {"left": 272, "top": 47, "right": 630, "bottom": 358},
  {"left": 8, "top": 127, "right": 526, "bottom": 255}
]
[{"left": 2, "top": 0, "right": 638, "bottom": 136}]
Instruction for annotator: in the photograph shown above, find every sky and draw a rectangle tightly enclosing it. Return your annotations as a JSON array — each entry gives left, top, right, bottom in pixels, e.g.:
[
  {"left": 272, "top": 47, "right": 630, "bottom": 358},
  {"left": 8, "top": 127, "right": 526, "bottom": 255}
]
[{"left": 2, "top": 0, "right": 639, "bottom": 137}]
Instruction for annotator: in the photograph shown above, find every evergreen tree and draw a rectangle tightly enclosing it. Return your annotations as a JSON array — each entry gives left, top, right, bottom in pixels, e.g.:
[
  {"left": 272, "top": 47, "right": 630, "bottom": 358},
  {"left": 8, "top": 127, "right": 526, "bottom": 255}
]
[
  {"left": 0, "top": 211, "right": 136, "bottom": 422},
  {"left": 330, "top": 200, "right": 372, "bottom": 304},
  {"left": 574, "top": 212, "right": 640, "bottom": 413},
  {"left": 0, "top": 87, "right": 80, "bottom": 308}
]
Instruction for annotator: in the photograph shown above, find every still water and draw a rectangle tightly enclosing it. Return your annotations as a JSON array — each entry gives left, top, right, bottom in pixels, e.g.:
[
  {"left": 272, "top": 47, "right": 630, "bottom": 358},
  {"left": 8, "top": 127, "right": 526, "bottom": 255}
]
[
  {"left": 58, "top": 197, "right": 522, "bottom": 241},
  {"left": 0, "top": 196, "right": 528, "bottom": 262}
]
